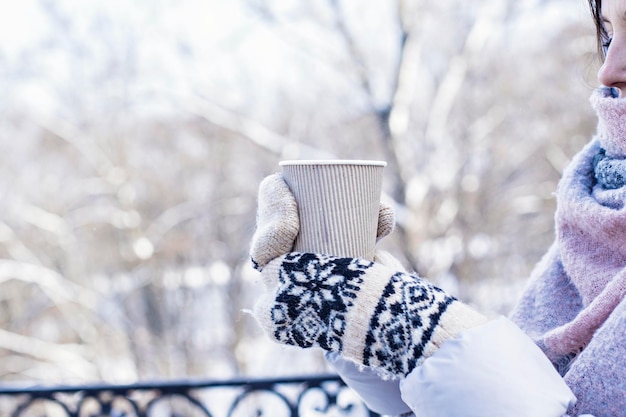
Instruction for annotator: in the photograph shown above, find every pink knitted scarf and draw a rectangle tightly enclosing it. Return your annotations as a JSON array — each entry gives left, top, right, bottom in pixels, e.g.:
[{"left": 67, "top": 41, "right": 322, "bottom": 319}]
[{"left": 543, "top": 88, "right": 626, "bottom": 356}]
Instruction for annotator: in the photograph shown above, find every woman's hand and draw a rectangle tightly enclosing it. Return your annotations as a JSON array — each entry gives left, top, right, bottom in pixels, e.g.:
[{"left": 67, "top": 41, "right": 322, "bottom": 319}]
[{"left": 254, "top": 251, "right": 487, "bottom": 379}]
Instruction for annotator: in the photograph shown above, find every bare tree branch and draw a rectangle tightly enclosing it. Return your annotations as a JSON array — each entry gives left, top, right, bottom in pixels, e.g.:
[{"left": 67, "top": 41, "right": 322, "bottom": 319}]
[
  {"left": 0, "top": 260, "right": 99, "bottom": 311},
  {"left": 181, "top": 93, "right": 334, "bottom": 159},
  {"left": 0, "top": 327, "right": 97, "bottom": 378}
]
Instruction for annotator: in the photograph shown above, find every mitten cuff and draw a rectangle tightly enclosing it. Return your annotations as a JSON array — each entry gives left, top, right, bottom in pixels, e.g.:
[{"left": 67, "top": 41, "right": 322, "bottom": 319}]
[
  {"left": 423, "top": 301, "right": 488, "bottom": 360},
  {"left": 338, "top": 262, "right": 488, "bottom": 378}
]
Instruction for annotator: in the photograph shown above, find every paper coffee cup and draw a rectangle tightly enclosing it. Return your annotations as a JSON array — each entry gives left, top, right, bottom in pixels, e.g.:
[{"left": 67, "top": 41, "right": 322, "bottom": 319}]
[{"left": 279, "top": 160, "right": 386, "bottom": 260}]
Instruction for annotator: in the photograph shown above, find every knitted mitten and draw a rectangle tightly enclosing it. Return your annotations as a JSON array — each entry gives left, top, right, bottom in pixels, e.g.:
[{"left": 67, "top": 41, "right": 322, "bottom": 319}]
[
  {"left": 250, "top": 174, "right": 300, "bottom": 271},
  {"left": 254, "top": 252, "right": 487, "bottom": 379},
  {"left": 250, "top": 173, "right": 396, "bottom": 271},
  {"left": 376, "top": 201, "right": 395, "bottom": 242}
]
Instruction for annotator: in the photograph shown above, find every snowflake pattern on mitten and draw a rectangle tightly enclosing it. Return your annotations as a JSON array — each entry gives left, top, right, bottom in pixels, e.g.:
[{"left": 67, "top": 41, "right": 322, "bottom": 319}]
[
  {"left": 263, "top": 252, "right": 460, "bottom": 377},
  {"left": 271, "top": 252, "right": 371, "bottom": 352}
]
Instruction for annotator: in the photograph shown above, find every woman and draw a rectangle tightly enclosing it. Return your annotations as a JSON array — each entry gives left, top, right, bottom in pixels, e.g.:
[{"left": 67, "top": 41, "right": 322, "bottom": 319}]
[{"left": 250, "top": 1, "right": 626, "bottom": 415}]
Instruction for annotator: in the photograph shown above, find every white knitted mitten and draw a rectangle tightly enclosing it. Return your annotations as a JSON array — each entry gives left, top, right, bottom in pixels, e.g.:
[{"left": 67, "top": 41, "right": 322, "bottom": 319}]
[
  {"left": 376, "top": 201, "right": 395, "bottom": 242},
  {"left": 250, "top": 174, "right": 300, "bottom": 271},
  {"left": 250, "top": 174, "right": 396, "bottom": 271},
  {"left": 254, "top": 252, "right": 487, "bottom": 379}
]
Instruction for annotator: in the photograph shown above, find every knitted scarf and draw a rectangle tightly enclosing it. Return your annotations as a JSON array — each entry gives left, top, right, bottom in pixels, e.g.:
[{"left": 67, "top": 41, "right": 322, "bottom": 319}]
[{"left": 541, "top": 87, "right": 626, "bottom": 358}]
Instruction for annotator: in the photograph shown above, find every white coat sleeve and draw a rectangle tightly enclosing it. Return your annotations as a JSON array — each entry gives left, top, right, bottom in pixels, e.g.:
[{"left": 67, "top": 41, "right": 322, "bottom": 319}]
[
  {"left": 325, "top": 351, "right": 412, "bottom": 416},
  {"left": 400, "top": 316, "right": 579, "bottom": 417}
]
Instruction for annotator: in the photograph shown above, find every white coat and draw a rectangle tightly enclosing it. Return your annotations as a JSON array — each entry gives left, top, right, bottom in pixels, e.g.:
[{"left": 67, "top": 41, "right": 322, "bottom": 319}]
[{"left": 326, "top": 317, "right": 594, "bottom": 417}]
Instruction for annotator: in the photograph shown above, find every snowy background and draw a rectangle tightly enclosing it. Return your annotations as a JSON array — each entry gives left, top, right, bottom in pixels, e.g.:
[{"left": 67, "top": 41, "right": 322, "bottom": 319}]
[{"left": 0, "top": 0, "right": 600, "bottom": 384}]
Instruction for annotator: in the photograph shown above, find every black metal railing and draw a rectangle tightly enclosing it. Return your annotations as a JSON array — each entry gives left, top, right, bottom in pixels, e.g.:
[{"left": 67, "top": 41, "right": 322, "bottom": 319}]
[{"left": 0, "top": 374, "right": 380, "bottom": 417}]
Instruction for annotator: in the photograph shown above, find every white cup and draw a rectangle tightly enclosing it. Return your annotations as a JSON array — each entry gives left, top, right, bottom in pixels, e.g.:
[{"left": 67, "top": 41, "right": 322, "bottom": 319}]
[{"left": 279, "top": 160, "right": 386, "bottom": 260}]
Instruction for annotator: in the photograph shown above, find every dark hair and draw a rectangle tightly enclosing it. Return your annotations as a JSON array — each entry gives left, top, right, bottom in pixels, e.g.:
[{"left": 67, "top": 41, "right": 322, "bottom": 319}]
[{"left": 588, "top": 0, "right": 608, "bottom": 59}]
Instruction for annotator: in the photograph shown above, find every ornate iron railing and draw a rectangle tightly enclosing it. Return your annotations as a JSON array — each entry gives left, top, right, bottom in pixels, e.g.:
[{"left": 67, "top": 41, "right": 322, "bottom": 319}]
[{"left": 0, "top": 374, "right": 380, "bottom": 417}]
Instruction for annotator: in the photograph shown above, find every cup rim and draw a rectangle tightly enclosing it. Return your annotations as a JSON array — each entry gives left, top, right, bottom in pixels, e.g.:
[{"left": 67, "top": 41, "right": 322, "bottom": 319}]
[{"left": 279, "top": 159, "right": 387, "bottom": 167}]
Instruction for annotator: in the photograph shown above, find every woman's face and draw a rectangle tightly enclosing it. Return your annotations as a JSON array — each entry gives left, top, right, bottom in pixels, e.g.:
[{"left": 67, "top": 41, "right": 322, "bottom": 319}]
[{"left": 598, "top": 0, "right": 626, "bottom": 97}]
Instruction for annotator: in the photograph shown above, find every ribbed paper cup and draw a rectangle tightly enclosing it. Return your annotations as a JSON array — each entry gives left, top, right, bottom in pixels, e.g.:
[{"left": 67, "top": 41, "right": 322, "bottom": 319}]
[{"left": 279, "top": 160, "right": 386, "bottom": 260}]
